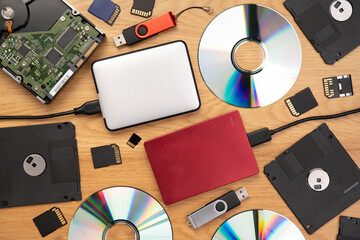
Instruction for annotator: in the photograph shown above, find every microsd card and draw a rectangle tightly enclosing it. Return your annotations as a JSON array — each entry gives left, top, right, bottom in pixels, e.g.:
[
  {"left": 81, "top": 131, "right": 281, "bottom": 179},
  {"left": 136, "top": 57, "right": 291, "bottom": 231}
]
[
  {"left": 91, "top": 144, "right": 122, "bottom": 169},
  {"left": 323, "top": 75, "right": 353, "bottom": 99},
  {"left": 88, "top": 0, "right": 121, "bottom": 26},
  {"left": 33, "top": 207, "right": 67, "bottom": 237},
  {"left": 285, "top": 87, "right": 318, "bottom": 117},
  {"left": 131, "top": 0, "right": 155, "bottom": 18},
  {"left": 127, "top": 133, "right": 142, "bottom": 148}
]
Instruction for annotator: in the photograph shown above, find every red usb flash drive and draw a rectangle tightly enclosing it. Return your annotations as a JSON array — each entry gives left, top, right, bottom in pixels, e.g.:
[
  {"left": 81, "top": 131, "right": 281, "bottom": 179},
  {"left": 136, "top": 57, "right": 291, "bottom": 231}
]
[
  {"left": 135, "top": 12, "right": 176, "bottom": 38},
  {"left": 114, "top": 12, "right": 177, "bottom": 47}
]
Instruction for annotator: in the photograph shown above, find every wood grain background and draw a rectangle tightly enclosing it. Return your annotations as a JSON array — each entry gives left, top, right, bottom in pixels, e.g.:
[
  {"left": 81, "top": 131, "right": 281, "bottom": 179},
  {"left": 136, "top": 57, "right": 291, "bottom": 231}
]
[{"left": 0, "top": 0, "right": 359, "bottom": 239}]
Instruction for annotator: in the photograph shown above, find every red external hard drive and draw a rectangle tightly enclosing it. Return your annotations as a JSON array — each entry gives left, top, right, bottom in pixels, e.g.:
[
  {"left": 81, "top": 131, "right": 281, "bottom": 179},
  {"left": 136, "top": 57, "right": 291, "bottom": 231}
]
[{"left": 144, "top": 111, "right": 259, "bottom": 205}]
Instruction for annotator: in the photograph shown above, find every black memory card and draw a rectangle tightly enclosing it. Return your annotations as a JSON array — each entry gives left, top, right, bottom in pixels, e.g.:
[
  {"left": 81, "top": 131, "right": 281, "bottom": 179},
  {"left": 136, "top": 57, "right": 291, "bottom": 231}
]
[
  {"left": 323, "top": 75, "right": 353, "bottom": 99},
  {"left": 91, "top": 144, "right": 121, "bottom": 168},
  {"left": 33, "top": 207, "right": 67, "bottom": 237},
  {"left": 285, "top": 87, "right": 318, "bottom": 117},
  {"left": 131, "top": 0, "right": 155, "bottom": 18},
  {"left": 127, "top": 133, "right": 142, "bottom": 148}
]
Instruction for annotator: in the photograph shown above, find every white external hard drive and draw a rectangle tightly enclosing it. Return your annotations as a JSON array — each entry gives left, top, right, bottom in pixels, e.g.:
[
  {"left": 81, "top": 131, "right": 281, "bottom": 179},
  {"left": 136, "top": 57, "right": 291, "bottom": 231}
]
[{"left": 91, "top": 41, "right": 200, "bottom": 131}]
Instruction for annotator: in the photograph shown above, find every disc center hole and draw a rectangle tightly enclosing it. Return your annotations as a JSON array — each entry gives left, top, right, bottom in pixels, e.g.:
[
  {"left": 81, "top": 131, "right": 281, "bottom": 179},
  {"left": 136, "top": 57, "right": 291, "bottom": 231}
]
[
  {"left": 106, "top": 223, "right": 137, "bottom": 240},
  {"left": 233, "top": 40, "right": 265, "bottom": 73}
]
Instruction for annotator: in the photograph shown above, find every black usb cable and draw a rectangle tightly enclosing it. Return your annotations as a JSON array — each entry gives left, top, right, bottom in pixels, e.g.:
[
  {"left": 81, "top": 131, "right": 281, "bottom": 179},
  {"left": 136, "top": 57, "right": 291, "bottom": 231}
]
[
  {"left": 0, "top": 100, "right": 101, "bottom": 120},
  {"left": 0, "top": 100, "right": 359, "bottom": 146},
  {"left": 247, "top": 107, "right": 360, "bottom": 147}
]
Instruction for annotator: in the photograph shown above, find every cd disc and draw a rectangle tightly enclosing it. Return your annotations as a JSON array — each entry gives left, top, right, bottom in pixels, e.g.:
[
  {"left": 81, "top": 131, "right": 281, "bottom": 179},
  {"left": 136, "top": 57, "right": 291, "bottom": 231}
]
[
  {"left": 212, "top": 210, "right": 305, "bottom": 240},
  {"left": 198, "top": 4, "right": 302, "bottom": 107},
  {"left": 68, "top": 187, "right": 173, "bottom": 240}
]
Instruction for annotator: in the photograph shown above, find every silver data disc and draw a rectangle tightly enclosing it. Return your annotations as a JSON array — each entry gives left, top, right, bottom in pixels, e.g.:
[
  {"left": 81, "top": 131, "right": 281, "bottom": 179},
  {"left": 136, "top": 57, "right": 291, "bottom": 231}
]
[
  {"left": 198, "top": 4, "right": 302, "bottom": 107},
  {"left": 212, "top": 210, "right": 305, "bottom": 240},
  {"left": 68, "top": 187, "right": 173, "bottom": 240}
]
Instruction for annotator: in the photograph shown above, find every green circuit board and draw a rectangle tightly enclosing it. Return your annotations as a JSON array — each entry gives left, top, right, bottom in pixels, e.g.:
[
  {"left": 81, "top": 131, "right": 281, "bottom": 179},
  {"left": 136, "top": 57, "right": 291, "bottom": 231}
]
[{"left": 0, "top": 9, "right": 101, "bottom": 102}]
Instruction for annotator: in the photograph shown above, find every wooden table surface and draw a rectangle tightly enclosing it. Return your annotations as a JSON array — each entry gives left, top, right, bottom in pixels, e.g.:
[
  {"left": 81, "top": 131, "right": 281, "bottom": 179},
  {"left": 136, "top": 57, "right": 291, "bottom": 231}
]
[{"left": 1, "top": 0, "right": 360, "bottom": 239}]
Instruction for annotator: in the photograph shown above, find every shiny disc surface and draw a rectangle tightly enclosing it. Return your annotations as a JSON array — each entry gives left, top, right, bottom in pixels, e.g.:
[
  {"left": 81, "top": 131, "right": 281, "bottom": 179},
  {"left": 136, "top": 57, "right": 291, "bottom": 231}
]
[
  {"left": 198, "top": 4, "right": 302, "bottom": 107},
  {"left": 68, "top": 187, "right": 173, "bottom": 240},
  {"left": 212, "top": 210, "right": 305, "bottom": 240}
]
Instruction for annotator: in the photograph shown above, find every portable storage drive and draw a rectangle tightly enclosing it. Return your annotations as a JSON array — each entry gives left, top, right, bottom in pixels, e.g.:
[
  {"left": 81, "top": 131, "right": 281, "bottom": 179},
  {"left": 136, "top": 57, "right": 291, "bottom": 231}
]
[
  {"left": 92, "top": 40, "right": 201, "bottom": 131},
  {"left": 144, "top": 111, "right": 259, "bottom": 205}
]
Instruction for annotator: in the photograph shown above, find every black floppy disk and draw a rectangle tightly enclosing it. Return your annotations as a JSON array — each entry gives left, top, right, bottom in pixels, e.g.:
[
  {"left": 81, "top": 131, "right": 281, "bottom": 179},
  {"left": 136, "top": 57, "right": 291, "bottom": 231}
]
[
  {"left": 284, "top": 0, "right": 360, "bottom": 64},
  {"left": 0, "top": 123, "right": 81, "bottom": 208},
  {"left": 264, "top": 123, "right": 360, "bottom": 234},
  {"left": 338, "top": 216, "right": 360, "bottom": 240}
]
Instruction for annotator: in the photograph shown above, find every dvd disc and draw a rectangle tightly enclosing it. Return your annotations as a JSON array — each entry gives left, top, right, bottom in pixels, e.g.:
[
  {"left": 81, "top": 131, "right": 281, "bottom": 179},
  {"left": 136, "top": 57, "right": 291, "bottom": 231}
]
[
  {"left": 198, "top": 4, "right": 302, "bottom": 107},
  {"left": 212, "top": 210, "right": 305, "bottom": 240},
  {"left": 68, "top": 187, "right": 173, "bottom": 240}
]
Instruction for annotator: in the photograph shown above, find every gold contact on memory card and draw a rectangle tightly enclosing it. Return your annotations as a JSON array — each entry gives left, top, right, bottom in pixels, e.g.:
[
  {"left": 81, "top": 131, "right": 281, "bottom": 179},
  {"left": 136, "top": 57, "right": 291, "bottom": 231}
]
[
  {"left": 323, "top": 78, "right": 335, "bottom": 98},
  {"left": 52, "top": 207, "right": 67, "bottom": 226},
  {"left": 108, "top": 5, "right": 121, "bottom": 25},
  {"left": 131, "top": 0, "right": 155, "bottom": 18},
  {"left": 285, "top": 99, "right": 300, "bottom": 117},
  {"left": 131, "top": 9, "right": 152, "bottom": 18},
  {"left": 111, "top": 144, "right": 121, "bottom": 164}
]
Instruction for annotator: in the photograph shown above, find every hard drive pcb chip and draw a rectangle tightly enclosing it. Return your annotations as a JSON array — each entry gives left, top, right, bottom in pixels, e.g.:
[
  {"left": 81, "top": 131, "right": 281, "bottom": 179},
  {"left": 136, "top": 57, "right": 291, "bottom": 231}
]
[
  {"left": 323, "top": 75, "right": 353, "bottom": 99},
  {"left": 18, "top": 44, "right": 30, "bottom": 57},
  {"left": 33, "top": 207, "right": 67, "bottom": 237},
  {"left": 45, "top": 48, "right": 63, "bottom": 66},
  {"left": 57, "top": 27, "right": 78, "bottom": 49},
  {"left": 285, "top": 87, "right": 318, "bottom": 117}
]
